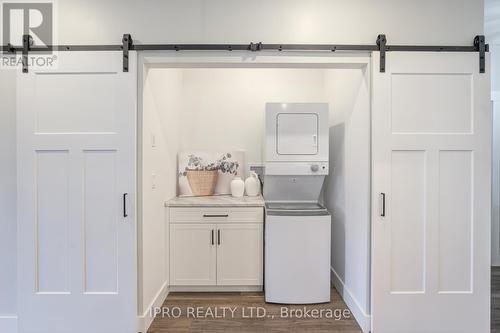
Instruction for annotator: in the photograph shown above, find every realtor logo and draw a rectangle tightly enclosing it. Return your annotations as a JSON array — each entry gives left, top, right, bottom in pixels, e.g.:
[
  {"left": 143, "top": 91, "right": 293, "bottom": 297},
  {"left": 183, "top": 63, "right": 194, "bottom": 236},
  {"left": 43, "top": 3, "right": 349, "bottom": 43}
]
[
  {"left": 1, "top": 1, "right": 57, "bottom": 70},
  {"left": 2, "top": 2, "right": 53, "bottom": 48}
]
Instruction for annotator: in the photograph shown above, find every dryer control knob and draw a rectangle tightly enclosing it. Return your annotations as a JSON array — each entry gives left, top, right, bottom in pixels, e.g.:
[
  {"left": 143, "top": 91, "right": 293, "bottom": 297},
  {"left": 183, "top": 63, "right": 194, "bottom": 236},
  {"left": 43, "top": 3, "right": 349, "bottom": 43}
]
[{"left": 311, "top": 164, "right": 319, "bottom": 172}]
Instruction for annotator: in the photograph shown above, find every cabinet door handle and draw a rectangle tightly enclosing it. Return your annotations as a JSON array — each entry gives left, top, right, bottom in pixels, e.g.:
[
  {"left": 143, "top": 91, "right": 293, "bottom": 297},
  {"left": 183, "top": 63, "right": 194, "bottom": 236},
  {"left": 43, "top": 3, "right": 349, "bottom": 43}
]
[
  {"left": 123, "top": 193, "right": 128, "bottom": 218},
  {"left": 211, "top": 229, "right": 214, "bottom": 245},
  {"left": 217, "top": 229, "right": 221, "bottom": 245},
  {"left": 203, "top": 214, "right": 229, "bottom": 218},
  {"left": 380, "top": 193, "right": 386, "bottom": 217}
]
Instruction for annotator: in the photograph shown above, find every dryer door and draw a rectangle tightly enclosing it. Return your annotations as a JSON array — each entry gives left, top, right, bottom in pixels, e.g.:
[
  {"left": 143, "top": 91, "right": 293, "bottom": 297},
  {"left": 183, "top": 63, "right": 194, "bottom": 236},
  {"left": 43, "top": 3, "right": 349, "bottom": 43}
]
[{"left": 276, "top": 112, "right": 318, "bottom": 155}]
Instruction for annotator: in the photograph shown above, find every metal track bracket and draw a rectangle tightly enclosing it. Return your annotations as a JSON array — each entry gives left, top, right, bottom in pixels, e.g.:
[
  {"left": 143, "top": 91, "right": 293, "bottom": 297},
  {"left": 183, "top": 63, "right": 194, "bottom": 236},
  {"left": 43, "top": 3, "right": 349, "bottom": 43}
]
[
  {"left": 122, "top": 34, "right": 133, "bottom": 72},
  {"left": 4, "top": 43, "right": 15, "bottom": 54},
  {"left": 474, "top": 35, "right": 486, "bottom": 73},
  {"left": 376, "top": 34, "right": 387, "bottom": 73},
  {"left": 248, "top": 42, "right": 262, "bottom": 52},
  {"left": 22, "top": 34, "right": 32, "bottom": 73}
]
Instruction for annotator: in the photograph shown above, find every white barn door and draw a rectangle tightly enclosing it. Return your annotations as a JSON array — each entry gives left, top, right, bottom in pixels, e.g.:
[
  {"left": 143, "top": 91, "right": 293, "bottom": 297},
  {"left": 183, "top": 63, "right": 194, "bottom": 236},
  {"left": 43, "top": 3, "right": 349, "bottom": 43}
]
[
  {"left": 372, "top": 52, "right": 491, "bottom": 333},
  {"left": 17, "top": 52, "right": 137, "bottom": 333}
]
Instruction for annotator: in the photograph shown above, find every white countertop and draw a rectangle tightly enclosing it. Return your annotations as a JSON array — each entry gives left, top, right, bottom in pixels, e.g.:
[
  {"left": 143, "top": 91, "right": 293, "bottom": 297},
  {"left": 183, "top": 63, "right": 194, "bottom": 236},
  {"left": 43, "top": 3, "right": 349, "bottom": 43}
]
[{"left": 165, "top": 195, "right": 265, "bottom": 207}]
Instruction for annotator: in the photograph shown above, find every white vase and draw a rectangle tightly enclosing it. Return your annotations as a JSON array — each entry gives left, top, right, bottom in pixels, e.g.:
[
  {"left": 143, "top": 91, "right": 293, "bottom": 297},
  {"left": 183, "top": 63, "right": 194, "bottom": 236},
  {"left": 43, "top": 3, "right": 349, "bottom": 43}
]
[
  {"left": 230, "top": 177, "right": 245, "bottom": 197},
  {"left": 245, "top": 171, "right": 261, "bottom": 196}
]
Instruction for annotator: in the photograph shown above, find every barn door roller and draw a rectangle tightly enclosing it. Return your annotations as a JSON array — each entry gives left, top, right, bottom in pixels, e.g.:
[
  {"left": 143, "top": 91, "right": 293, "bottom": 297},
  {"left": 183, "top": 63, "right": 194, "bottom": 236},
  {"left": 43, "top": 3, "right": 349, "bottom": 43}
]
[
  {"left": 474, "top": 35, "right": 486, "bottom": 73},
  {"left": 22, "top": 34, "right": 32, "bottom": 73},
  {"left": 122, "top": 34, "right": 133, "bottom": 72},
  {"left": 376, "top": 34, "right": 387, "bottom": 73}
]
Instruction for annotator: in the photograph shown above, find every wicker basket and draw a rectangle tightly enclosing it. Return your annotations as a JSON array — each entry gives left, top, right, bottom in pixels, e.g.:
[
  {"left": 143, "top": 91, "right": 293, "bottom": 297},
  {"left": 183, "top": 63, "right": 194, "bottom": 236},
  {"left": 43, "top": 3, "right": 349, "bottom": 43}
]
[{"left": 186, "top": 170, "right": 218, "bottom": 196}]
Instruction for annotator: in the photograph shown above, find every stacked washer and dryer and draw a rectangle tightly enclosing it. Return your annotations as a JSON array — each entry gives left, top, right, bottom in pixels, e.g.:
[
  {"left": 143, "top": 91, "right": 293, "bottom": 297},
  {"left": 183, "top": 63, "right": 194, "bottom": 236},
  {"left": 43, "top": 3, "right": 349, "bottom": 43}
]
[{"left": 264, "top": 103, "right": 331, "bottom": 304}]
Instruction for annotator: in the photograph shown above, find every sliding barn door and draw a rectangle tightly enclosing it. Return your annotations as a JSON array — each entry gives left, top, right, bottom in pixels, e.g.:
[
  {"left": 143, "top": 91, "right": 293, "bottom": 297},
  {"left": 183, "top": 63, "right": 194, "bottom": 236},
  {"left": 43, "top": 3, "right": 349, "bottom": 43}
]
[
  {"left": 17, "top": 52, "right": 137, "bottom": 333},
  {"left": 372, "top": 52, "right": 491, "bottom": 333}
]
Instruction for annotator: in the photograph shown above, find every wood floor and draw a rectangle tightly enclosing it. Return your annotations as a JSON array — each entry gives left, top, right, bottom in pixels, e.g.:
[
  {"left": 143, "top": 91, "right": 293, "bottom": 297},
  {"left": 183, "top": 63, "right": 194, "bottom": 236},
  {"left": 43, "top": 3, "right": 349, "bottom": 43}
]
[
  {"left": 493, "top": 267, "right": 500, "bottom": 332},
  {"left": 147, "top": 287, "right": 362, "bottom": 333},
  {"left": 147, "top": 268, "right": 500, "bottom": 332}
]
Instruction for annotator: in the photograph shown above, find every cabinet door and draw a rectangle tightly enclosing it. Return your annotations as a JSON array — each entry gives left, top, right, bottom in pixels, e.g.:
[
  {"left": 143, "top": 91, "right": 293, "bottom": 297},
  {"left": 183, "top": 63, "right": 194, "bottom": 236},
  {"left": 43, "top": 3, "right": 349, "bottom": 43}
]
[
  {"left": 170, "top": 224, "right": 216, "bottom": 285},
  {"left": 216, "top": 224, "right": 263, "bottom": 286}
]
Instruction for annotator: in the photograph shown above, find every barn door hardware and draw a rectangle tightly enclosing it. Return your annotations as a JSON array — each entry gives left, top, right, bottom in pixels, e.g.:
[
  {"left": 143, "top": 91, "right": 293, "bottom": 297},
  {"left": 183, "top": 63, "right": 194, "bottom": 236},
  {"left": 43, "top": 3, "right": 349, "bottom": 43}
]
[
  {"left": 376, "top": 34, "right": 387, "bottom": 73},
  {"left": 3, "top": 43, "right": 15, "bottom": 54},
  {"left": 4, "top": 33, "right": 488, "bottom": 74},
  {"left": 474, "top": 35, "right": 486, "bottom": 74},
  {"left": 248, "top": 42, "right": 262, "bottom": 52},
  {"left": 122, "top": 34, "right": 133, "bottom": 72},
  {"left": 22, "top": 34, "right": 32, "bottom": 73}
]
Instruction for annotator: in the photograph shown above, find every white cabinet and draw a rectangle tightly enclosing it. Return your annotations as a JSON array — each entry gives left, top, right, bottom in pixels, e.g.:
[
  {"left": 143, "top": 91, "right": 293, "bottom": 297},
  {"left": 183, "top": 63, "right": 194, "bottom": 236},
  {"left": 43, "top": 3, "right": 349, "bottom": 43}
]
[
  {"left": 168, "top": 205, "right": 264, "bottom": 290},
  {"left": 216, "top": 224, "right": 263, "bottom": 286},
  {"left": 169, "top": 224, "right": 216, "bottom": 285}
]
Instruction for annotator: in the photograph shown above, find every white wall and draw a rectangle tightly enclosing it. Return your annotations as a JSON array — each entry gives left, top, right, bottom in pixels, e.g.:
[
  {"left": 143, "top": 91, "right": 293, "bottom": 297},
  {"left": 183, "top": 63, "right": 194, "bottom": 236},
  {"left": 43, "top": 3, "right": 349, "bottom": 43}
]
[
  {"left": 323, "top": 69, "right": 371, "bottom": 332},
  {"left": 55, "top": 0, "right": 483, "bottom": 45},
  {"left": 179, "top": 68, "right": 326, "bottom": 164},
  {"left": 0, "top": 69, "right": 17, "bottom": 332},
  {"left": 485, "top": 0, "right": 500, "bottom": 91},
  {"left": 139, "top": 67, "right": 182, "bottom": 330},
  {"left": 485, "top": 0, "right": 500, "bottom": 265},
  {"left": 144, "top": 66, "right": 371, "bottom": 331}
]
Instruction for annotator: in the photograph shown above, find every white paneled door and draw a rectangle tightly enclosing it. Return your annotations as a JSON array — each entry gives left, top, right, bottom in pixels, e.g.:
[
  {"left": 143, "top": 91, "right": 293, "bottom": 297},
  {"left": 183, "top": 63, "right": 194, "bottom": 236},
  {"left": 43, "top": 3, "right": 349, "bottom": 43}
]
[
  {"left": 372, "top": 52, "right": 491, "bottom": 333},
  {"left": 17, "top": 52, "right": 137, "bottom": 333}
]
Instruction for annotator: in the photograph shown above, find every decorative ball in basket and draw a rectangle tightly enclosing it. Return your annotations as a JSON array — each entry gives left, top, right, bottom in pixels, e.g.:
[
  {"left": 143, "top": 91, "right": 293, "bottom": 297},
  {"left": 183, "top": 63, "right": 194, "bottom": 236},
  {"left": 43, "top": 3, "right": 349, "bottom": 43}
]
[{"left": 179, "top": 153, "right": 241, "bottom": 196}]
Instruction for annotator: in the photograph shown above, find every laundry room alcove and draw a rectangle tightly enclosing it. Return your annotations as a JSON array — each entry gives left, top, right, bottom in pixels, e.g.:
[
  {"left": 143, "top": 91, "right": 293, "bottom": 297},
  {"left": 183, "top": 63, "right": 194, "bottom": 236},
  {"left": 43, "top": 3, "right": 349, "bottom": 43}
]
[{"left": 137, "top": 52, "right": 372, "bottom": 330}]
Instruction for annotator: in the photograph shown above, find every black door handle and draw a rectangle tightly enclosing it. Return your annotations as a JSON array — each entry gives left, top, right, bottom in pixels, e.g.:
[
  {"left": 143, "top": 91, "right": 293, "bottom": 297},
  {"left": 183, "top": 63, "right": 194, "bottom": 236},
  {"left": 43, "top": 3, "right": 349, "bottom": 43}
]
[
  {"left": 217, "top": 229, "right": 221, "bottom": 245},
  {"left": 211, "top": 229, "right": 214, "bottom": 245},
  {"left": 380, "top": 193, "right": 386, "bottom": 217},
  {"left": 123, "top": 193, "right": 128, "bottom": 218}
]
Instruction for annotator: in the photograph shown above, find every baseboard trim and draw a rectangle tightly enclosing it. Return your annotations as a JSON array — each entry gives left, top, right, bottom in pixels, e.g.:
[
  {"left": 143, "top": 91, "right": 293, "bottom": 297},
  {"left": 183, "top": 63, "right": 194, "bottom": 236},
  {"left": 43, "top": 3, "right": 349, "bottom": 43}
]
[
  {"left": 330, "top": 268, "right": 370, "bottom": 333},
  {"left": 0, "top": 315, "right": 17, "bottom": 333},
  {"left": 137, "top": 281, "right": 169, "bottom": 333}
]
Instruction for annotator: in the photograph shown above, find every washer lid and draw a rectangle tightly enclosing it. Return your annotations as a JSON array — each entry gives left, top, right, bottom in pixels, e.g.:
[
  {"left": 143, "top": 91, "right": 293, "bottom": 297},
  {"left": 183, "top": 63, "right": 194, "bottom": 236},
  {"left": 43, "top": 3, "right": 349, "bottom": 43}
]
[
  {"left": 266, "top": 202, "right": 324, "bottom": 210},
  {"left": 265, "top": 201, "right": 330, "bottom": 216}
]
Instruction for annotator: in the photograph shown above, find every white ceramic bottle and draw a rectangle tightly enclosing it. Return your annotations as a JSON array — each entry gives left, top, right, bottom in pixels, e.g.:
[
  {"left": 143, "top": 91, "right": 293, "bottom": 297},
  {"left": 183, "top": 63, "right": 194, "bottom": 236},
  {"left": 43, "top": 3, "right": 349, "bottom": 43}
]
[
  {"left": 230, "top": 177, "right": 245, "bottom": 197},
  {"left": 245, "top": 171, "right": 261, "bottom": 196}
]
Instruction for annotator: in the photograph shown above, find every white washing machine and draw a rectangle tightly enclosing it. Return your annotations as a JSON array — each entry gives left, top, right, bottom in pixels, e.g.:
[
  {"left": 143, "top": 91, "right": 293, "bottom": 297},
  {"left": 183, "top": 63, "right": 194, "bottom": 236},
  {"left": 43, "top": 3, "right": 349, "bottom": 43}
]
[{"left": 264, "top": 103, "right": 331, "bottom": 304}]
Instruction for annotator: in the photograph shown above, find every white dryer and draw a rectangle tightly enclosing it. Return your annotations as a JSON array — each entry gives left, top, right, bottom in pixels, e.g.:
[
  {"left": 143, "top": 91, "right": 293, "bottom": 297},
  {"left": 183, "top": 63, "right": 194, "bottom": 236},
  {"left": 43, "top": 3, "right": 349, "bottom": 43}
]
[
  {"left": 264, "top": 102, "right": 329, "bottom": 176},
  {"left": 264, "top": 103, "right": 331, "bottom": 304}
]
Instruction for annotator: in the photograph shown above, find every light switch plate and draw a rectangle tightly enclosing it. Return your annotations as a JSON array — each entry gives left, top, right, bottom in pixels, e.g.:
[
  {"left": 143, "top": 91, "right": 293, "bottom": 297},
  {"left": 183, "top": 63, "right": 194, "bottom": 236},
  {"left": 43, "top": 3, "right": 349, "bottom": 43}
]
[
  {"left": 151, "top": 133, "right": 156, "bottom": 148},
  {"left": 248, "top": 163, "right": 265, "bottom": 181},
  {"left": 152, "top": 173, "right": 157, "bottom": 189}
]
